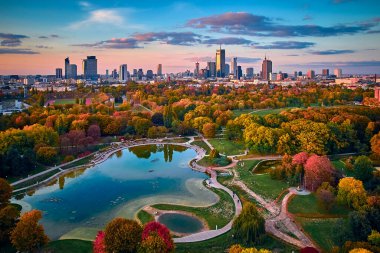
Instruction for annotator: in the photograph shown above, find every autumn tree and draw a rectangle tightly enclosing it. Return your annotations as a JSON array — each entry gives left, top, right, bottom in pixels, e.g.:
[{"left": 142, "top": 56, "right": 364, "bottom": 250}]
[
  {"left": 337, "top": 178, "right": 367, "bottom": 210},
  {"left": 353, "top": 156, "right": 374, "bottom": 183},
  {"left": 370, "top": 132, "right": 380, "bottom": 156},
  {"left": 139, "top": 232, "right": 168, "bottom": 253},
  {"left": 232, "top": 203, "right": 265, "bottom": 245},
  {"left": 304, "top": 155, "right": 335, "bottom": 191},
  {"left": 0, "top": 178, "right": 12, "bottom": 208},
  {"left": 36, "top": 146, "right": 58, "bottom": 165},
  {"left": 104, "top": 218, "right": 142, "bottom": 253},
  {"left": 202, "top": 122, "right": 217, "bottom": 138},
  {"left": 10, "top": 210, "right": 49, "bottom": 252},
  {"left": 87, "top": 124, "right": 101, "bottom": 140},
  {"left": 93, "top": 231, "right": 106, "bottom": 253},
  {"left": 0, "top": 205, "right": 20, "bottom": 244},
  {"left": 141, "top": 221, "right": 173, "bottom": 253},
  {"left": 316, "top": 182, "right": 336, "bottom": 210}
]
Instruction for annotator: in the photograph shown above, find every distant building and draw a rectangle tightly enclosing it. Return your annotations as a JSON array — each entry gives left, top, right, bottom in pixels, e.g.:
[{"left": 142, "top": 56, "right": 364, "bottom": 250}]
[
  {"left": 230, "top": 57, "right": 237, "bottom": 77},
  {"left": 112, "top": 69, "right": 117, "bottom": 79},
  {"left": 237, "top": 66, "right": 242, "bottom": 80},
  {"left": 137, "top": 69, "right": 143, "bottom": 80},
  {"left": 146, "top": 70, "right": 153, "bottom": 79},
  {"left": 56, "top": 68, "right": 62, "bottom": 79},
  {"left": 375, "top": 87, "right": 380, "bottom": 102},
  {"left": 246, "top": 68, "right": 254, "bottom": 79},
  {"left": 65, "top": 57, "right": 70, "bottom": 79},
  {"left": 157, "top": 64, "right": 162, "bottom": 76},
  {"left": 216, "top": 46, "right": 226, "bottom": 77},
  {"left": 261, "top": 56, "right": 272, "bottom": 80},
  {"left": 207, "top": 62, "right": 216, "bottom": 78},
  {"left": 322, "top": 69, "right": 329, "bottom": 76},
  {"left": 194, "top": 62, "right": 199, "bottom": 77},
  {"left": 69, "top": 64, "right": 77, "bottom": 79},
  {"left": 106, "top": 69, "right": 109, "bottom": 78},
  {"left": 119, "top": 64, "right": 128, "bottom": 81},
  {"left": 225, "top": 64, "right": 230, "bottom": 77},
  {"left": 83, "top": 56, "right": 98, "bottom": 80},
  {"left": 307, "top": 69, "right": 315, "bottom": 79},
  {"left": 334, "top": 68, "right": 342, "bottom": 78},
  {"left": 294, "top": 71, "right": 298, "bottom": 78},
  {"left": 298, "top": 71, "right": 303, "bottom": 77}
]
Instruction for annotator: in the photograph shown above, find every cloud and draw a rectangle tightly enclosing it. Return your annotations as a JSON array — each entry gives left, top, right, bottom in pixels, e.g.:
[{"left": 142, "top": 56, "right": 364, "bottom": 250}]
[
  {"left": 69, "top": 9, "right": 125, "bottom": 29},
  {"left": 202, "top": 37, "right": 253, "bottom": 45},
  {"left": 38, "top": 36, "right": 48, "bottom": 39},
  {"left": 303, "top": 15, "right": 313, "bottom": 21},
  {"left": 79, "top": 1, "right": 91, "bottom": 8},
  {"left": 310, "top": 49, "right": 355, "bottom": 55},
  {"left": 229, "top": 57, "right": 261, "bottom": 63},
  {"left": 255, "top": 41, "right": 315, "bottom": 49},
  {"left": 39, "top": 34, "right": 60, "bottom": 39},
  {"left": 285, "top": 60, "right": 380, "bottom": 68},
  {"left": 0, "top": 48, "right": 39, "bottom": 54},
  {"left": 184, "top": 56, "right": 261, "bottom": 63},
  {"left": 35, "top": 45, "right": 52, "bottom": 49},
  {"left": 50, "top": 34, "right": 59, "bottom": 38},
  {"left": 333, "top": 0, "right": 355, "bottom": 3},
  {"left": 0, "top": 33, "right": 29, "bottom": 39},
  {"left": 367, "top": 30, "right": 380, "bottom": 34},
  {"left": 186, "top": 12, "right": 375, "bottom": 37},
  {"left": 1, "top": 39, "right": 22, "bottom": 47}
]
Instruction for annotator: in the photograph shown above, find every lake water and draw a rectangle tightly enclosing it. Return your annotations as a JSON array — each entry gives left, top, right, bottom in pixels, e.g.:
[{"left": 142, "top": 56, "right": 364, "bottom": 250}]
[
  {"left": 158, "top": 213, "right": 204, "bottom": 234},
  {"left": 13, "top": 144, "right": 218, "bottom": 240}
]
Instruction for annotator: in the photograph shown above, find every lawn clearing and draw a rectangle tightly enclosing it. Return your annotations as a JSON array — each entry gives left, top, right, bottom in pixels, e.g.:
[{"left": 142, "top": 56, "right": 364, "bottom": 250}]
[
  {"left": 43, "top": 239, "right": 92, "bottom": 253},
  {"left": 331, "top": 160, "right": 354, "bottom": 177},
  {"left": 208, "top": 138, "right": 245, "bottom": 156},
  {"left": 137, "top": 209, "right": 154, "bottom": 225},
  {"left": 54, "top": 99, "right": 76, "bottom": 105},
  {"left": 191, "top": 140, "right": 211, "bottom": 154}
]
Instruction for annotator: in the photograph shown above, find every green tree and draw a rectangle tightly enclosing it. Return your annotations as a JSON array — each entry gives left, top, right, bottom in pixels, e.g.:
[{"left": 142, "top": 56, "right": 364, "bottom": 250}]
[
  {"left": 104, "top": 218, "right": 142, "bottom": 253},
  {"left": 353, "top": 156, "right": 374, "bottom": 182},
  {"left": 232, "top": 203, "right": 265, "bottom": 246},
  {"left": 337, "top": 177, "right": 367, "bottom": 210},
  {"left": 163, "top": 105, "right": 173, "bottom": 128}
]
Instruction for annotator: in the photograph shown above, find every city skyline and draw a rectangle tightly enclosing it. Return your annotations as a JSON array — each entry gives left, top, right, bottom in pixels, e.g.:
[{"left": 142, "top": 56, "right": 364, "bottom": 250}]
[{"left": 0, "top": 0, "right": 380, "bottom": 75}]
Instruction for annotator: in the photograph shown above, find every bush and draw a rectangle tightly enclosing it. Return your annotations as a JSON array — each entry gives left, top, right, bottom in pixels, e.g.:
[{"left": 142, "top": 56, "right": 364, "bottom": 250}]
[{"left": 63, "top": 155, "right": 75, "bottom": 163}]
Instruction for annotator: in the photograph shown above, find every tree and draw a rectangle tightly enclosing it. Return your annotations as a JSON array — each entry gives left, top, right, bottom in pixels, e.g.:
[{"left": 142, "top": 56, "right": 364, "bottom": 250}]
[
  {"left": 304, "top": 155, "right": 335, "bottom": 191},
  {"left": 142, "top": 221, "right": 173, "bottom": 253},
  {"left": 36, "top": 146, "right": 58, "bottom": 165},
  {"left": 353, "top": 156, "right": 374, "bottom": 182},
  {"left": 0, "top": 205, "right": 20, "bottom": 243},
  {"left": 104, "top": 218, "right": 142, "bottom": 253},
  {"left": 370, "top": 132, "right": 380, "bottom": 156},
  {"left": 348, "top": 211, "right": 372, "bottom": 242},
  {"left": 316, "top": 188, "right": 335, "bottom": 211},
  {"left": 163, "top": 105, "right": 173, "bottom": 128},
  {"left": 93, "top": 231, "right": 106, "bottom": 253},
  {"left": 232, "top": 203, "right": 265, "bottom": 245},
  {"left": 87, "top": 124, "right": 101, "bottom": 140},
  {"left": 10, "top": 210, "right": 49, "bottom": 252},
  {"left": 139, "top": 233, "right": 167, "bottom": 253},
  {"left": 229, "top": 244, "right": 272, "bottom": 253},
  {"left": 210, "top": 149, "right": 220, "bottom": 159},
  {"left": 202, "top": 122, "right": 217, "bottom": 138},
  {"left": 368, "top": 230, "right": 380, "bottom": 246},
  {"left": 349, "top": 249, "right": 373, "bottom": 253},
  {"left": 151, "top": 112, "right": 164, "bottom": 126},
  {"left": 337, "top": 177, "right": 367, "bottom": 210},
  {"left": 0, "top": 178, "right": 12, "bottom": 208}
]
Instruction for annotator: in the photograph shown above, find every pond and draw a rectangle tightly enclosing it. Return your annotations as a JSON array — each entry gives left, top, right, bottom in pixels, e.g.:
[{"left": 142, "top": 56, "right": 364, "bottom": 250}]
[
  {"left": 158, "top": 213, "right": 204, "bottom": 234},
  {"left": 12, "top": 144, "right": 218, "bottom": 240}
]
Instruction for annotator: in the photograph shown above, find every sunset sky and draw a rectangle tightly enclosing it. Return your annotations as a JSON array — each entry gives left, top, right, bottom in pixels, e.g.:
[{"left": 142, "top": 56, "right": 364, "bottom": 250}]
[{"left": 0, "top": 0, "right": 379, "bottom": 75}]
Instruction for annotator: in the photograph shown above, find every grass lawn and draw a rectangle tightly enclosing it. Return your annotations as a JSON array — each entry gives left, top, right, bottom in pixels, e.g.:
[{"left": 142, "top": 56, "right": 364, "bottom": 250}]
[
  {"left": 192, "top": 140, "right": 211, "bottom": 154},
  {"left": 232, "top": 109, "right": 255, "bottom": 117},
  {"left": 176, "top": 231, "right": 298, "bottom": 253},
  {"left": 43, "top": 239, "right": 92, "bottom": 253},
  {"left": 331, "top": 160, "right": 354, "bottom": 177},
  {"left": 236, "top": 160, "right": 289, "bottom": 201},
  {"left": 61, "top": 155, "right": 94, "bottom": 170},
  {"left": 297, "top": 218, "right": 341, "bottom": 253},
  {"left": 153, "top": 187, "right": 234, "bottom": 229},
  {"left": 288, "top": 194, "right": 350, "bottom": 218},
  {"left": 197, "top": 156, "right": 231, "bottom": 167},
  {"left": 208, "top": 138, "right": 246, "bottom": 156},
  {"left": 54, "top": 99, "right": 76, "bottom": 105},
  {"left": 137, "top": 210, "right": 154, "bottom": 225}
]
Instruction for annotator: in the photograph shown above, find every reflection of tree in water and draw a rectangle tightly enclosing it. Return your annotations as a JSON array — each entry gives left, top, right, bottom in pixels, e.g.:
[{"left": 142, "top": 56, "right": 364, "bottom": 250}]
[
  {"left": 59, "top": 177, "right": 65, "bottom": 190},
  {"left": 163, "top": 145, "right": 173, "bottom": 162},
  {"left": 129, "top": 145, "right": 158, "bottom": 159},
  {"left": 115, "top": 150, "right": 123, "bottom": 158},
  {"left": 57, "top": 168, "right": 86, "bottom": 190},
  {"left": 173, "top": 145, "right": 187, "bottom": 153},
  {"left": 15, "top": 193, "right": 25, "bottom": 200}
]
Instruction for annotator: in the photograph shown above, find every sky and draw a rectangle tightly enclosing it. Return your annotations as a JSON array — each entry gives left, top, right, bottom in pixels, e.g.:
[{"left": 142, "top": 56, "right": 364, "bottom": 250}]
[{"left": 0, "top": 0, "right": 379, "bottom": 75}]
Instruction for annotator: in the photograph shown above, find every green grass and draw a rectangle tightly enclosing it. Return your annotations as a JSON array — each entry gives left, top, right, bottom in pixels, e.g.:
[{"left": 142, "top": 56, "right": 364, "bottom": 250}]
[
  {"left": 6, "top": 164, "right": 47, "bottom": 183},
  {"left": 331, "top": 160, "right": 354, "bottom": 177},
  {"left": 176, "top": 231, "right": 298, "bottom": 253},
  {"left": 208, "top": 139, "right": 245, "bottom": 156},
  {"left": 236, "top": 160, "right": 289, "bottom": 201},
  {"left": 197, "top": 156, "right": 231, "bottom": 167},
  {"left": 192, "top": 140, "right": 211, "bottom": 154},
  {"left": 60, "top": 155, "right": 94, "bottom": 170},
  {"left": 137, "top": 210, "right": 154, "bottom": 225},
  {"left": 297, "top": 218, "right": 341, "bottom": 253},
  {"left": 12, "top": 168, "right": 61, "bottom": 190},
  {"left": 232, "top": 109, "right": 255, "bottom": 117},
  {"left": 153, "top": 187, "right": 234, "bottom": 229},
  {"left": 43, "top": 239, "right": 92, "bottom": 253},
  {"left": 54, "top": 99, "right": 76, "bottom": 105},
  {"left": 288, "top": 194, "right": 350, "bottom": 218}
]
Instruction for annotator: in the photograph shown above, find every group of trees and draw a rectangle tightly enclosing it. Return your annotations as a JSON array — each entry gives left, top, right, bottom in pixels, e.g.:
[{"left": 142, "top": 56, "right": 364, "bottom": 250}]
[{"left": 94, "top": 220, "right": 173, "bottom": 253}]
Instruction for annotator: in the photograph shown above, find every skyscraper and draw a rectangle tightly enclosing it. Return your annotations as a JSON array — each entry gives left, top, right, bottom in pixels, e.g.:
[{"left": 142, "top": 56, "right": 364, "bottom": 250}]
[
  {"left": 216, "top": 46, "right": 226, "bottom": 77},
  {"left": 230, "top": 57, "right": 237, "bottom": 77},
  {"left": 146, "top": 70, "right": 153, "bottom": 79},
  {"left": 157, "top": 64, "right": 162, "bottom": 76},
  {"left": 194, "top": 62, "right": 200, "bottom": 77},
  {"left": 64, "top": 57, "right": 70, "bottom": 79},
  {"left": 225, "top": 64, "right": 230, "bottom": 76},
  {"left": 83, "top": 56, "right": 98, "bottom": 80},
  {"left": 207, "top": 62, "right": 216, "bottom": 78},
  {"left": 56, "top": 68, "right": 62, "bottom": 79},
  {"left": 334, "top": 68, "right": 342, "bottom": 78},
  {"left": 261, "top": 56, "right": 272, "bottom": 80},
  {"left": 246, "top": 68, "right": 254, "bottom": 79},
  {"left": 322, "top": 69, "right": 329, "bottom": 76},
  {"left": 307, "top": 69, "right": 315, "bottom": 79},
  {"left": 237, "top": 66, "right": 242, "bottom": 80},
  {"left": 119, "top": 64, "right": 128, "bottom": 81},
  {"left": 70, "top": 64, "right": 77, "bottom": 79}
]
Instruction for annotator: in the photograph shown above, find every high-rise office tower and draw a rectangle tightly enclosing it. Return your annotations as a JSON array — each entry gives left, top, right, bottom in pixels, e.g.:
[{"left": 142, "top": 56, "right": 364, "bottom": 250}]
[
  {"left": 261, "top": 56, "right": 272, "bottom": 80},
  {"left": 194, "top": 62, "right": 200, "bottom": 77},
  {"left": 157, "top": 64, "right": 162, "bottom": 76},
  {"left": 298, "top": 71, "right": 303, "bottom": 77},
  {"left": 207, "top": 62, "right": 216, "bottom": 78},
  {"left": 56, "top": 68, "right": 62, "bottom": 79},
  {"left": 294, "top": 71, "right": 298, "bottom": 78},
  {"left": 334, "top": 68, "right": 342, "bottom": 78},
  {"left": 64, "top": 57, "right": 70, "bottom": 79},
  {"left": 230, "top": 57, "right": 237, "bottom": 77},
  {"left": 246, "top": 68, "right": 254, "bottom": 79},
  {"left": 237, "top": 66, "right": 242, "bottom": 80},
  {"left": 322, "top": 69, "right": 329, "bottom": 76},
  {"left": 83, "top": 56, "right": 98, "bottom": 80},
  {"left": 70, "top": 64, "right": 77, "bottom": 79},
  {"left": 112, "top": 69, "right": 117, "bottom": 79},
  {"left": 106, "top": 69, "right": 109, "bottom": 78},
  {"left": 137, "top": 69, "right": 143, "bottom": 80},
  {"left": 307, "top": 69, "right": 315, "bottom": 79},
  {"left": 146, "top": 70, "right": 153, "bottom": 79},
  {"left": 216, "top": 46, "right": 226, "bottom": 77},
  {"left": 119, "top": 64, "right": 128, "bottom": 81},
  {"left": 225, "top": 64, "right": 230, "bottom": 76}
]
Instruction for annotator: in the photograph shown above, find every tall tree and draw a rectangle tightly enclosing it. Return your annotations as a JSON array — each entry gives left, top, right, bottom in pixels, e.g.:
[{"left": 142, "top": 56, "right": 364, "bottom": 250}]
[{"left": 104, "top": 218, "right": 142, "bottom": 253}]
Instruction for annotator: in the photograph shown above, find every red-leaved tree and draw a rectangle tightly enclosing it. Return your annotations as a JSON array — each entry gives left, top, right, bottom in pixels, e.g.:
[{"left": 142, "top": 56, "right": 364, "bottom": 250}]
[
  {"left": 292, "top": 152, "right": 309, "bottom": 166},
  {"left": 142, "top": 221, "right": 173, "bottom": 253},
  {"left": 304, "top": 155, "right": 334, "bottom": 191},
  {"left": 93, "top": 231, "right": 106, "bottom": 253}
]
